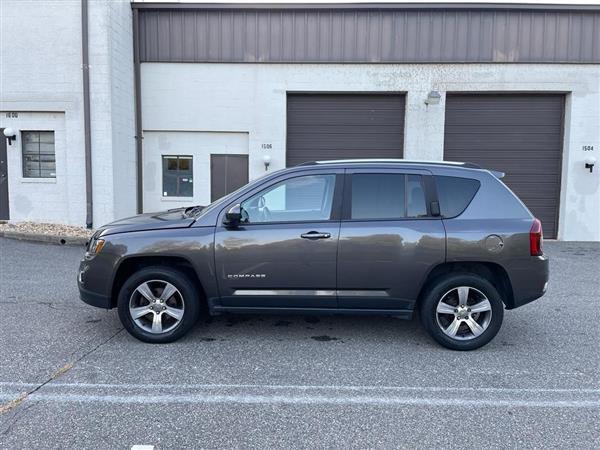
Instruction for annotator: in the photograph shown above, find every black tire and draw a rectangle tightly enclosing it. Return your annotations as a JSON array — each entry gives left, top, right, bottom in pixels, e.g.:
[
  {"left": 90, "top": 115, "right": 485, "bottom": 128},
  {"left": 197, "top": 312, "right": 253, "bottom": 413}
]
[
  {"left": 117, "top": 266, "right": 201, "bottom": 343},
  {"left": 420, "top": 273, "right": 504, "bottom": 351}
]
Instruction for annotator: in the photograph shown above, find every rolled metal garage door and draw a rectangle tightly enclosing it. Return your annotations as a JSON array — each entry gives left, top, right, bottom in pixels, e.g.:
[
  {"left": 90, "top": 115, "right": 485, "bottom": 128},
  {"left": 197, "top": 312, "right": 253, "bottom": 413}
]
[
  {"left": 444, "top": 94, "right": 564, "bottom": 238},
  {"left": 286, "top": 94, "right": 405, "bottom": 167}
]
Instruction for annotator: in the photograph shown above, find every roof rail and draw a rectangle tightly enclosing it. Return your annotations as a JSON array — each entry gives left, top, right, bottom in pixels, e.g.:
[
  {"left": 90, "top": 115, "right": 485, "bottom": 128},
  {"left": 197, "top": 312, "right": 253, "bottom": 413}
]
[{"left": 297, "top": 159, "right": 483, "bottom": 169}]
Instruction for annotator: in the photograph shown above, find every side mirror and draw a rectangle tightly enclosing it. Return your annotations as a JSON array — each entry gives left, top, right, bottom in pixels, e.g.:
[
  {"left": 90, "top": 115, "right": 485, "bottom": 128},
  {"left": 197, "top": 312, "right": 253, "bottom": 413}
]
[{"left": 223, "top": 204, "right": 242, "bottom": 227}]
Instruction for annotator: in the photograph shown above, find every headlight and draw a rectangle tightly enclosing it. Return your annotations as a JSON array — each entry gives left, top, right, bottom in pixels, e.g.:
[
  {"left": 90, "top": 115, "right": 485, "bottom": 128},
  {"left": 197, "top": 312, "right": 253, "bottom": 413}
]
[{"left": 88, "top": 236, "right": 105, "bottom": 254}]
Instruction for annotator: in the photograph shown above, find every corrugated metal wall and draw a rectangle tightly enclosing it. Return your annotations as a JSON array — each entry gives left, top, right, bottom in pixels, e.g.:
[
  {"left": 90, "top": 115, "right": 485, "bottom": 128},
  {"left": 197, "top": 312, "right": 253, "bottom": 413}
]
[
  {"left": 444, "top": 94, "right": 564, "bottom": 239},
  {"left": 138, "top": 8, "right": 600, "bottom": 63},
  {"left": 286, "top": 94, "right": 405, "bottom": 166}
]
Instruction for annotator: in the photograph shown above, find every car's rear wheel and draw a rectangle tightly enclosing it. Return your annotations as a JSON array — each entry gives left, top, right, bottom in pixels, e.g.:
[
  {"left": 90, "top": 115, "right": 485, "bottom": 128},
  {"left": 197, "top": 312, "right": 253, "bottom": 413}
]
[
  {"left": 117, "top": 266, "right": 200, "bottom": 343},
  {"left": 420, "top": 273, "right": 504, "bottom": 350}
]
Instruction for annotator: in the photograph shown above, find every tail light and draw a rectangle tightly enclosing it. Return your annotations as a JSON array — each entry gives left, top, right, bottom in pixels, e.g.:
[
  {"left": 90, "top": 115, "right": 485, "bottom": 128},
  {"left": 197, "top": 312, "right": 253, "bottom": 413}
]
[{"left": 530, "top": 218, "right": 543, "bottom": 256}]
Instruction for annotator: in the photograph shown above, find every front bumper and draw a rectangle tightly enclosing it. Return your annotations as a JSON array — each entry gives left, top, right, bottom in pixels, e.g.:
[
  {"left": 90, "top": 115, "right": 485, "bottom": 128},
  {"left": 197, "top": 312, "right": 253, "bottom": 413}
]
[
  {"left": 77, "top": 256, "right": 114, "bottom": 309},
  {"left": 79, "top": 285, "right": 112, "bottom": 309}
]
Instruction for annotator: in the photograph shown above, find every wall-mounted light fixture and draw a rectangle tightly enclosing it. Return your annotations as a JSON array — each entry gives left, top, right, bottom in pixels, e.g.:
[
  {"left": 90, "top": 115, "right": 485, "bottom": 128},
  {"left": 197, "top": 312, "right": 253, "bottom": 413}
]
[
  {"left": 585, "top": 156, "right": 596, "bottom": 173},
  {"left": 424, "top": 91, "right": 441, "bottom": 106},
  {"left": 3, "top": 127, "right": 16, "bottom": 146},
  {"left": 262, "top": 154, "right": 272, "bottom": 171}
]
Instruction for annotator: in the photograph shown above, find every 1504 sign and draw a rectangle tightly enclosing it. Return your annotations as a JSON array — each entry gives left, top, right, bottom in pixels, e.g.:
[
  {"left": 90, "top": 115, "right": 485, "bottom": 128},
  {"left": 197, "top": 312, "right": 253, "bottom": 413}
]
[{"left": 582, "top": 145, "right": 594, "bottom": 151}]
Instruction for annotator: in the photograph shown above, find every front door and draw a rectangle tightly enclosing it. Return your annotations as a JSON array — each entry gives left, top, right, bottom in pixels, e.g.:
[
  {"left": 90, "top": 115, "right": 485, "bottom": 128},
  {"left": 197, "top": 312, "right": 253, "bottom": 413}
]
[
  {"left": 0, "top": 129, "right": 9, "bottom": 220},
  {"left": 337, "top": 169, "right": 445, "bottom": 311},
  {"left": 214, "top": 170, "right": 343, "bottom": 308}
]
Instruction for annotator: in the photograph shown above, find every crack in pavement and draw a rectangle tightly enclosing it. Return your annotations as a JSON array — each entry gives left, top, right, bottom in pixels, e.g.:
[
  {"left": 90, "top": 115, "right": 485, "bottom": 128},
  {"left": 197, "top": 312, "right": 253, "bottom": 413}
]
[{"left": 0, "top": 327, "right": 124, "bottom": 436}]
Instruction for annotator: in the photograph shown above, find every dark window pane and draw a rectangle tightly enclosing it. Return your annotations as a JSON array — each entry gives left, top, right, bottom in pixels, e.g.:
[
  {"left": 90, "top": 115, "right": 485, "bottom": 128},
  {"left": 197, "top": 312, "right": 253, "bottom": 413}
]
[
  {"left": 39, "top": 143, "right": 55, "bottom": 154},
  {"left": 163, "top": 174, "right": 178, "bottom": 196},
  {"left": 178, "top": 157, "right": 191, "bottom": 171},
  {"left": 23, "top": 132, "right": 39, "bottom": 144},
  {"left": 21, "top": 131, "right": 55, "bottom": 178},
  {"left": 162, "top": 156, "right": 193, "bottom": 197},
  {"left": 178, "top": 177, "right": 193, "bottom": 196},
  {"left": 351, "top": 174, "right": 405, "bottom": 220},
  {"left": 434, "top": 176, "right": 481, "bottom": 218},
  {"left": 23, "top": 142, "right": 39, "bottom": 154},
  {"left": 407, "top": 175, "right": 427, "bottom": 217},
  {"left": 39, "top": 132, "right": 54, "bottom": 144},
  {"left": 40, "top": 169, "right": 56, "bottom": 178},
  {"left": 166, "top": 158, "right": 178, "bottom": 171}
]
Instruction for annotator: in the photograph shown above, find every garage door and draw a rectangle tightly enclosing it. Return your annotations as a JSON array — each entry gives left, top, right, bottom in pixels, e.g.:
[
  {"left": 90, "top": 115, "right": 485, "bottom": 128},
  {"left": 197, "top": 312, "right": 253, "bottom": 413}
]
[
  {"left": 444, "top": 94, "right": 564, "bottom": 238},
  {"left": 286, "top": 94, "right": 405, "bottom": 167}
]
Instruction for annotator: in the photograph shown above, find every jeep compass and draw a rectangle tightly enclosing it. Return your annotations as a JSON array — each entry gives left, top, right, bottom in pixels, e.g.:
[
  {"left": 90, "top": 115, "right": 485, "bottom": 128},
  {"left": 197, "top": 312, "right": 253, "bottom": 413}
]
[{"left": 78, "top": 160, "right": 549, "bottom": 350}]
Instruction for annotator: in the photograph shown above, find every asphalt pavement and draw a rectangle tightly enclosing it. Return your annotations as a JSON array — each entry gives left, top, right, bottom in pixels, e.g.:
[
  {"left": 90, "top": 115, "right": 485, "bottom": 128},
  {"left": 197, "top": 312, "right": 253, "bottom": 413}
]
[{"left": 0, "top": 237, "right": 599, "bottom": 449}]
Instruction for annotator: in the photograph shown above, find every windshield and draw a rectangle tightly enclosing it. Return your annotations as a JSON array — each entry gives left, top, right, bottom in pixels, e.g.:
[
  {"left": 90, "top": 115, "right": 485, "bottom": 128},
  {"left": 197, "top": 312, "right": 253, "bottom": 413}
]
[{"left": 192, "top": 169, "right": 281, "bottom": 218}]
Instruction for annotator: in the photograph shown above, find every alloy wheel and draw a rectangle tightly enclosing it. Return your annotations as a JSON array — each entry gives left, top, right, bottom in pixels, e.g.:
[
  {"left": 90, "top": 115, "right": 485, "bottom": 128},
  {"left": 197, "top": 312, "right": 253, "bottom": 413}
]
[
  {"left": 128, "top": 279, "right": 185, "bottom": 334},
  {"left": 435, "top": 286, "right": 493, "bottom": 340}
]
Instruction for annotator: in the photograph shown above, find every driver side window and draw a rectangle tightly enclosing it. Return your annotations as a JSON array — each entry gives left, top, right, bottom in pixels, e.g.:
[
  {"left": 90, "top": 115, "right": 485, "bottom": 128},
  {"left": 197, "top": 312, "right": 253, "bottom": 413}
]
[{"left": 240, "top": 174, "right": 336, "bottom": 223}]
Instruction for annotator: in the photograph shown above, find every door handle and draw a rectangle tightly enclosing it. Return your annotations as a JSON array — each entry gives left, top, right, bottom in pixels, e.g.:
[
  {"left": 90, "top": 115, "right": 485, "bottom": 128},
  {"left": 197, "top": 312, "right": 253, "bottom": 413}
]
[{"left": 301, "top": 231, "right": 331, "bottom": 239}]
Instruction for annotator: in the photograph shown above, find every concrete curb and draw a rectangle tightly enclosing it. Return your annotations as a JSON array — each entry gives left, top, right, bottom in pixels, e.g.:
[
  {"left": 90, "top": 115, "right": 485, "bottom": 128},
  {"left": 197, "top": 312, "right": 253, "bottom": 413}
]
[{"left": 0, "top": 231, "right": 89, "bottom": 246}]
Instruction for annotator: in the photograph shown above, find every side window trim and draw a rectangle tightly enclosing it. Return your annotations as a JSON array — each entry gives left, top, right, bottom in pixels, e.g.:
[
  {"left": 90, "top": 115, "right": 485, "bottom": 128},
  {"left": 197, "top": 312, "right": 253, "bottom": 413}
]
[
  {"left": 228, "top": 172, "right": 344, "bottom": 226},
  {"left": 341, "top": 170, "right": 438, "bottom": 221}
]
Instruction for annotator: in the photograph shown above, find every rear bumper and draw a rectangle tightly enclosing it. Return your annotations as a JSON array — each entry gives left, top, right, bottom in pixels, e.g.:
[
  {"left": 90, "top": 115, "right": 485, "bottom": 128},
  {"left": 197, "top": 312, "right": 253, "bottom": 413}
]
[{"left": 507, "top": 255, "right": 549, "bottom": 309}]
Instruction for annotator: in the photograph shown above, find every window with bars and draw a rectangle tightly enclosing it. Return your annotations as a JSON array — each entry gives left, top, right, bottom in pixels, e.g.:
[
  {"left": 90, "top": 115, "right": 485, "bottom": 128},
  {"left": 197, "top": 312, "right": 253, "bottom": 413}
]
[
  {"left": 22, "top": 131, "right": 56, "bottom": 178},
  {"left": 162, "top": 155, "right": 193, "bottom": 197}
]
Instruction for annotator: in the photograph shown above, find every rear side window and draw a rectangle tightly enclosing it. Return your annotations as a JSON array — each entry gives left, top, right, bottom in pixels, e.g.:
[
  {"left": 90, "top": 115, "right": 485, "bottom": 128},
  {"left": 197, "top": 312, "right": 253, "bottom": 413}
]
[
  {"left": 434, "top": 176, "right": 480, "bottom": 218},
  {"left": 350, "top": 174, "right": 428, "bottom": 220}
]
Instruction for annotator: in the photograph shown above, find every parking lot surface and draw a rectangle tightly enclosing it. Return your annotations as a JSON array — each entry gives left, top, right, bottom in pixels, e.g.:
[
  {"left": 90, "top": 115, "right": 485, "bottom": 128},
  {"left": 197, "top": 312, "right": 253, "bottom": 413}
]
[{"left": 0, "top": 237, "right": 599, "bottom": 448}]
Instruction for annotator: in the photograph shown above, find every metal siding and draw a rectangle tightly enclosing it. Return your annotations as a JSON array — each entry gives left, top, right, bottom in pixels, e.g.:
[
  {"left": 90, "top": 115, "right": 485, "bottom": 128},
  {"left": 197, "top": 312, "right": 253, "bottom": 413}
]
[
  {"left": 444, "top": 94, "right": 564, "bottom": 239},
  {"left": 286, "top": 94, "right": 405, "bottom": 167},
  {"left": 138, "top": 8, "right": 600, "bottom": 63}
]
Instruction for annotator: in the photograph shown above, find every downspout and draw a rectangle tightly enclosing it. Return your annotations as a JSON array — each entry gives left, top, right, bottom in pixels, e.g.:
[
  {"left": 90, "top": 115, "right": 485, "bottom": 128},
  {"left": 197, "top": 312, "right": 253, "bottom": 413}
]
[
  {"left": 81, "top": 0, "right": 93, "bottom": 228},
  {"left": 132, "top": 8, "right": 143, "bottom": 214}
]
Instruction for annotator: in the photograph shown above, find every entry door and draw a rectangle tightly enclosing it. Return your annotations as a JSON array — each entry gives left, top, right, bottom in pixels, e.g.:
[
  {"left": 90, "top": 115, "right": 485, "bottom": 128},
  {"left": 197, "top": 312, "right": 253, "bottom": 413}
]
[
  {"left": 0, "top": 129, "right": 9, "bottom": 220},
  {"left": 210, "top": 154, "right": 249, "bottom": 202},
  {"left": 337, "top": 170, "right": 445, "bottom": 311},
  {"left": 214, "top": 171, "right": 343, "bottom": 309}
]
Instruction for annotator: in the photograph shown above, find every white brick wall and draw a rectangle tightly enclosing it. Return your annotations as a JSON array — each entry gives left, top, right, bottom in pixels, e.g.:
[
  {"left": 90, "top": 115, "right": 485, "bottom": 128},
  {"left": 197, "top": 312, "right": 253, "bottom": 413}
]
[
  {"left": 0, "top": 0, "right": 136, "bottom": 227},
  {"left": 141, "top": 63, "right": 600, "bottom": 241},
  {"left": 1, "top": 0, "right": 86, "bottom": 226}
]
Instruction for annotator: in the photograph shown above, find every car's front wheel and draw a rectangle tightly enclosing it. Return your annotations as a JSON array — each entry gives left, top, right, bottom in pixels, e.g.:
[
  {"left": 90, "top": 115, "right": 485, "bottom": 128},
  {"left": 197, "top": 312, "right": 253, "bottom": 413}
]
[
  {"left": 420, "top": 273, "right": 504, "bottom": 350},
  {"left": 117, "top": 266, "right": 200, "bottom": 343}
]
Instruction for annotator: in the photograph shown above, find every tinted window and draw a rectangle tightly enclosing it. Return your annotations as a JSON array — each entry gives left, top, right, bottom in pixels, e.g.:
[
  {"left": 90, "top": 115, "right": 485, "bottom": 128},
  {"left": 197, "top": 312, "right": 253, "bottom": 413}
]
[
  {"left": 241, "top": 174, "right": 335, "bottom": 223},
  {"left": 352, "top": 174, "right": 405, "bottom": 219},
  {"left": 351, "top": 174, "right": 428, "bottom": 220},
  {"left": 434, "top": 176, "right": 480, "bottom": 217}
]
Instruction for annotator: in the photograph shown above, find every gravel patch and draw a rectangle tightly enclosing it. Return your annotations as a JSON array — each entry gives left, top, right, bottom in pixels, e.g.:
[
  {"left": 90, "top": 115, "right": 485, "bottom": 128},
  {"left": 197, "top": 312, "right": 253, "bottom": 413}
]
[{"left": 0, "top": 222, "right": 94, "bottom": 240}]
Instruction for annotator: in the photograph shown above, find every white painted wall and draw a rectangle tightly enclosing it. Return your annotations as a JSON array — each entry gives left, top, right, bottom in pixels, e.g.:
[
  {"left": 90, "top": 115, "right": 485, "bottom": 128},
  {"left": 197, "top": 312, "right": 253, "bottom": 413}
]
[
  {"left": 143, "top": 131, "right": 249, "bottom": 212},
  {"left": 0, "top": 0, "right": 135, "bottom": 227},
  {"left": 141, "top": 63, "right": 600, "bottom": 241}
]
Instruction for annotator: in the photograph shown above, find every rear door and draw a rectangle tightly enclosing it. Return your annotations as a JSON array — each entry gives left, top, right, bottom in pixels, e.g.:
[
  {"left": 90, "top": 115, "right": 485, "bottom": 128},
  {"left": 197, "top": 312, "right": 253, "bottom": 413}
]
[{"left": 337, "top": 168, "right": 445, "bottom": 312}]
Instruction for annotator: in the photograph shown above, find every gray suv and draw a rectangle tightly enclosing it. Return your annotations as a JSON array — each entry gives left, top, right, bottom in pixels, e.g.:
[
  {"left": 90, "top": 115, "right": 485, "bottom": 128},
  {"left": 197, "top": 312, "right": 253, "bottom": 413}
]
[{"left": 78, "top": 160, "right": 548, "bottom": 350}]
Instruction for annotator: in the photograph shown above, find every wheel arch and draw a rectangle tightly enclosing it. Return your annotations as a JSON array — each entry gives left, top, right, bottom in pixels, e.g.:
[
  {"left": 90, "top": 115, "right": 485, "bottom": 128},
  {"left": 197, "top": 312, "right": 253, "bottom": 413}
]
[
  {"left": 110, "top": 255, "right": 208, "bottom": 309},
  {"left": 417, "top": 261, "right": 515, "bottom": 309}
]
